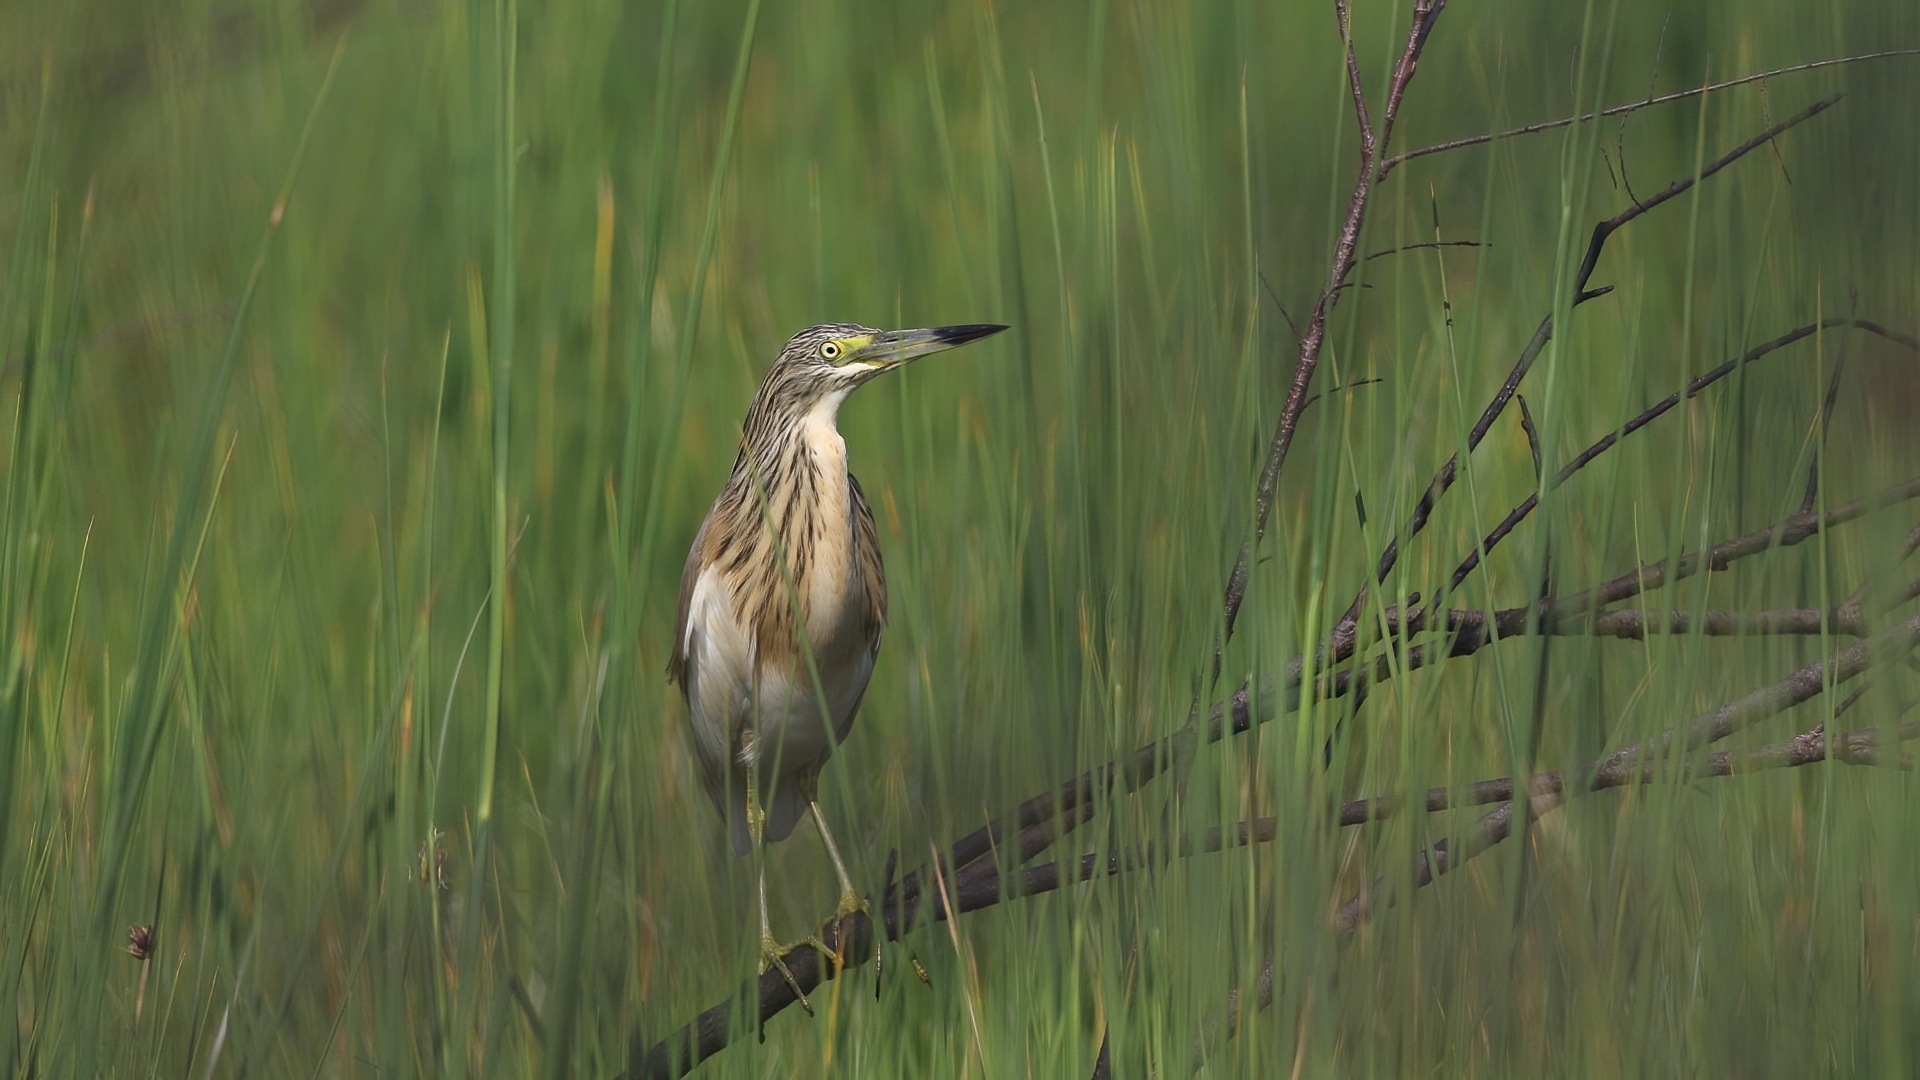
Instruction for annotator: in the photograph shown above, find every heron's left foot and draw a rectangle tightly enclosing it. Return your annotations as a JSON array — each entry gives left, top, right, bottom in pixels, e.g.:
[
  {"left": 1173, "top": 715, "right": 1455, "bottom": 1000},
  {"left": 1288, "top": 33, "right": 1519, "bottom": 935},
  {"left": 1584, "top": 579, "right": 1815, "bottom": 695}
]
[
  {"left": 834, "top": 888, "right": 869, "bottom": 923},
  {"left": 825, "top": 889, "right": 869, "bottom": 965},
  {"left": 760, "top": 932, "right": 826, "bottom": 1017}
]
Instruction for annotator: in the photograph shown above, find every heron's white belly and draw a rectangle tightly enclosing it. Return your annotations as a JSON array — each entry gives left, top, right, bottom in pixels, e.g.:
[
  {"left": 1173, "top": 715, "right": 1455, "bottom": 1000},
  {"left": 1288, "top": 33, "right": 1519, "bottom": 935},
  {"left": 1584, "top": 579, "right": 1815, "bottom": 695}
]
[{"left": 682, "top": 563, "right": 873, "bottom": 781}]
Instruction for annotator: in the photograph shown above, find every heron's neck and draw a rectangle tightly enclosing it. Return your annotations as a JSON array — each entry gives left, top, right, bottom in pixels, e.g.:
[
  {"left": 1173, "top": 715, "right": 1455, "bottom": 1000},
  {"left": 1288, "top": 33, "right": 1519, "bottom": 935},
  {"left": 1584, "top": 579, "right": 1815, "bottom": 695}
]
[
  {"left": 722, "top": 390, "right": 861, "bottom": 661},
  {"left": 731, "top": 389, "right": 853, "bottom": 553}
]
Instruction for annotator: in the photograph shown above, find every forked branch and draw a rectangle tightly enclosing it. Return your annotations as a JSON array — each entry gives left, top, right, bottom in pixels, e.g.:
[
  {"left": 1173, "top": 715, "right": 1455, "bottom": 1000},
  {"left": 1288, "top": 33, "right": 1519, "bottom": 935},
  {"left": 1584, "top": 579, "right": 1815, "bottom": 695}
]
[
  {"left": 1217, "top": 0, "right": 1447, "bottom": 665},
  {"left": 1328, "top": 92, "right": 1845, "bottom": 665}
]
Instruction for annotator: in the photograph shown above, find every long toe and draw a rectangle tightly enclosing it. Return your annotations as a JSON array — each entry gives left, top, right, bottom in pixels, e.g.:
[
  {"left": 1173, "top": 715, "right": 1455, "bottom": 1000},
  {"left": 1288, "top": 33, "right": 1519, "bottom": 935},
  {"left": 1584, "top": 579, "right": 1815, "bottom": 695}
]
[{"left": 759, "top": 935, "right": 815, "bottom": 1017}]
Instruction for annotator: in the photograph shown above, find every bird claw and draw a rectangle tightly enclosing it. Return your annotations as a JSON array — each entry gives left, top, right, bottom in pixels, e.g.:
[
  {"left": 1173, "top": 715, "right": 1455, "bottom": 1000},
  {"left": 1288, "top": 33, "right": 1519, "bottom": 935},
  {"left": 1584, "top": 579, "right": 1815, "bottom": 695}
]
[
  {"left": 833, "top": 888, "right": 869, "bottom": 924},
  {"left": 761, "top": 894, "right": 874, "bottom": 1019},
  {"left": 817, "top": 889, "right": 864, "bottom": 964},
  {"left": 759, "top": 934, "right": 819, "bottom": 1017}
]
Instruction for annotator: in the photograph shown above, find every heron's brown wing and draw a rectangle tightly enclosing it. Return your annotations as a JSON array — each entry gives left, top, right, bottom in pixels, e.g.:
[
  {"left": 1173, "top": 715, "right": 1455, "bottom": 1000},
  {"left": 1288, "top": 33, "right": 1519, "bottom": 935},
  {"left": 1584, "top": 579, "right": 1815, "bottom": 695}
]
[
  {"left": 837, "top": 474, "right": 887, "bottom": 747},
  {"left": 847, "top": 473, "right": 887, "bottom": 637},
  {"left": 668, "top": 506, "right": 719, "bottom": 690}
]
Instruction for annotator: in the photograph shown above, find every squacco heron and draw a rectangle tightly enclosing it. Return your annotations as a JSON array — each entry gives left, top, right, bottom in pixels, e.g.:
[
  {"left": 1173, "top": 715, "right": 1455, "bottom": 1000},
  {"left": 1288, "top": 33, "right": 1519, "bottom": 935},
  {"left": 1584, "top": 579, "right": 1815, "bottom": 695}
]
[{"left": 670, "top": 321, "right": 1007, "bottom": 1006}]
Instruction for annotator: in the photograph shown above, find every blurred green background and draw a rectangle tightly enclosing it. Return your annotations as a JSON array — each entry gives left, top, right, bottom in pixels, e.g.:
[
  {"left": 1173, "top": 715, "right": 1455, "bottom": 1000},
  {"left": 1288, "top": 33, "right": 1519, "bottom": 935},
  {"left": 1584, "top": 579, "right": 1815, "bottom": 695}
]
[{"left": 3, "top": 0, "right": 1918, "bottom": 1075}]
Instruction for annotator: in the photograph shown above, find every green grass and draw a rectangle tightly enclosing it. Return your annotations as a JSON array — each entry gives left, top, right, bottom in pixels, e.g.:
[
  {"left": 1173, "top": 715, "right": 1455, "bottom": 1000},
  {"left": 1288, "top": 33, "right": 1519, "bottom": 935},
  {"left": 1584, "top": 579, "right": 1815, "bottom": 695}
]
[{"left": 3, "top": 0, "right": 1919, "bottom": 1075}]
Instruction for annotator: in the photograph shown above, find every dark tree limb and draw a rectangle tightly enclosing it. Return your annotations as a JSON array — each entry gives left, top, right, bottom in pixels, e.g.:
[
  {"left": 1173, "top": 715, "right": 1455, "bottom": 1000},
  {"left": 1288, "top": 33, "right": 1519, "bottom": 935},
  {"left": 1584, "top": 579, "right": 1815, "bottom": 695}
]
[
  {"left": 1331, "top": 701, "right": 1919, "bottom": 830},
  {"left": 1342, "top": 492, "right": 1920, "bottom": 704},
  {"left": 1577, "top": 476, "right": 1920, "bottom": 611},
  {"left": 1375, "top": 579, "right": 1920, "bottom": 666},
  {"left": 1474, "top": 602, "right": 1867, "bottom": 640},
  {"left": 993, "top": 706, "right": 1919, "bottom": 971}
]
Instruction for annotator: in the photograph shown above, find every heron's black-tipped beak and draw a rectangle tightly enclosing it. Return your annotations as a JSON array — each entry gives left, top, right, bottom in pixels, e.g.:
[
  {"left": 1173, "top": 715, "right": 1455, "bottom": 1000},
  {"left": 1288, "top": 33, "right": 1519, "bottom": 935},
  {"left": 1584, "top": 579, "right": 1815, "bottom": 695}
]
[
  {"left": 848, "top": 323, "right": 1009, "bottom": 372},
  {"left": 923, "top": 323, "right": 1010, "bottom": 348}
]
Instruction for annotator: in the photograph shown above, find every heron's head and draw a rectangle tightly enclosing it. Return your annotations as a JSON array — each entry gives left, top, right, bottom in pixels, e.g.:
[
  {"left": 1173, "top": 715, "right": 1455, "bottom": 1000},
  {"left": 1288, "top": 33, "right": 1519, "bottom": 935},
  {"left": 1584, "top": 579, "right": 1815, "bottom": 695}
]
[{"left": 758, "top": 321, "right": 1009, "bottom": 413}]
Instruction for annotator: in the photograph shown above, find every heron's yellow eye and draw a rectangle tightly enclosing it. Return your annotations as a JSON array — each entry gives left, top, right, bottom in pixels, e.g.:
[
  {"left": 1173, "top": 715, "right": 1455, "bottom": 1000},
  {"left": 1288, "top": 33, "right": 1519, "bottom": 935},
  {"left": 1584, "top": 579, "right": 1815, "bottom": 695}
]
[{"left": 820, "top": 341, "right": 841, "bottom": 361}]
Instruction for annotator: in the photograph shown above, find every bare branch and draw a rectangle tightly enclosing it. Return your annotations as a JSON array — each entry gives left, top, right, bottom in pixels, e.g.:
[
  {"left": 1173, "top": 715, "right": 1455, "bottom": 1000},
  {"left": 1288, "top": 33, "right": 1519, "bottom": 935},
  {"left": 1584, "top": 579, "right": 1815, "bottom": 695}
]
[
  {"left": 1497, "top": 604, "right": 1863, "bottom": 639},
  {"left": 1364, "top": 239, "right": 1484, "bottom": 261},
  {"left": 1353, "top": 489, "right": 1920, "bottom": 699},
  {"left": 1332, "top": 94, "right": 1849, "bottom": 666},
  {"left": 1591, "top": 612, "right": 1920, "bottom": 777},
  {"left": 1580, "top": 476, "right": 1920, "bottom": 611},
  {"left": 1446, "top": 319, "right": 1917, "bottom": 593},
  {"left": 1574, "top": 94, "right": 1841, "bottom": 301},
  {"left": 1217, "top": 0, "right": 1446, "bottom": 670},
  {"left": 1214, "top": 473, "right": 1920, "bottom": 742},
  {"left": 1380, "top": 49, "right": 1920, "bottom": 177}
]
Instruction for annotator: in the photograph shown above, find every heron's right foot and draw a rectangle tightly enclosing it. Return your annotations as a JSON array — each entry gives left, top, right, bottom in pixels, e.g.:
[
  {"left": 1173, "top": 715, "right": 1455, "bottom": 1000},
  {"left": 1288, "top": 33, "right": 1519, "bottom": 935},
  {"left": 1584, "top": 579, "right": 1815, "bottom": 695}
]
[{"left": 759, "top": 932, "right": 823, "bottom": 1017}]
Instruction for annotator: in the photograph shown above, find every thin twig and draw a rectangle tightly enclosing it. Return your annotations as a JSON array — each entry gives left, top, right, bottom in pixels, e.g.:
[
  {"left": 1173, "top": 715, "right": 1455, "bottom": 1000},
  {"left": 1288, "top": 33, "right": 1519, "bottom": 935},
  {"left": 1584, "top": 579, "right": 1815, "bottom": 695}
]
[
  {"left": 1380, "top": 49, "right": 1920, "bottom": 177},
  {"left": 1801, "top": 297, "right": 1856, "bottom": 513},
  {"left": 1259, "top": 270, "right": 1302, "bottom": 346},
  {"left": 1364, "top": 239, "right": 1484, "bottom": 261},
  {"left": 1516, "top": 394, "right": 1543, "bottom": 480},
  {"left": 1614, "top": 14, "right": 1673, "bottom": 209}
]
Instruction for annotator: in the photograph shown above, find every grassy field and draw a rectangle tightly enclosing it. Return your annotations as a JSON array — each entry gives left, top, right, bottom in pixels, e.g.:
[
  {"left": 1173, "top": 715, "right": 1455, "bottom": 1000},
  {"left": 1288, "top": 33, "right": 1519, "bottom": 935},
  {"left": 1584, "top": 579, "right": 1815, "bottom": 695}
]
[{"left": 3, "top": 0, "right": 1919, "bottom": 1075}]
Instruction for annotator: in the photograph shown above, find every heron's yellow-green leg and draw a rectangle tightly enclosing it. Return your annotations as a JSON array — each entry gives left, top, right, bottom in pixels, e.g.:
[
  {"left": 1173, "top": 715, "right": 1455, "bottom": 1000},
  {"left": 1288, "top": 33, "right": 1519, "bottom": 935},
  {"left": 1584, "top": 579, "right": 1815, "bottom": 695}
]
[
  {"left": 748, "top": 771, "right": 817, "bottom": 1016},
  {"left": 811, "top": 795, "right": 919, "bottom": 990},
  {"left": 807, "top": 798, "right": 869, "bottom": 923}
]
